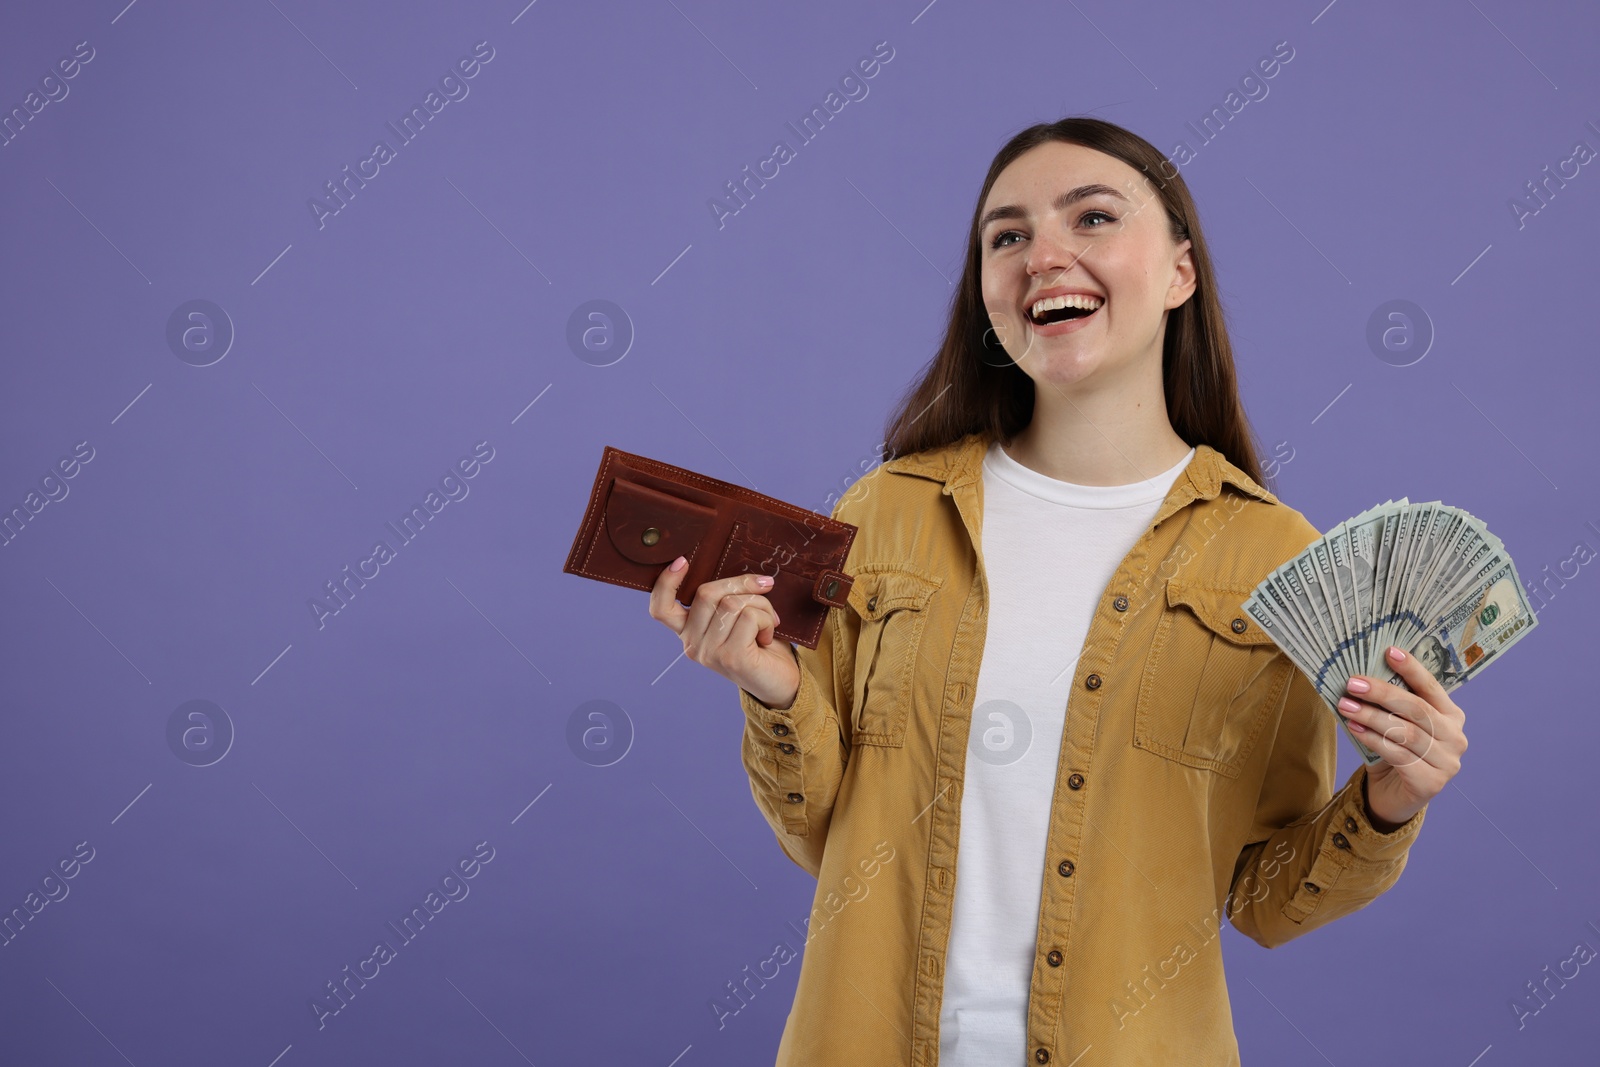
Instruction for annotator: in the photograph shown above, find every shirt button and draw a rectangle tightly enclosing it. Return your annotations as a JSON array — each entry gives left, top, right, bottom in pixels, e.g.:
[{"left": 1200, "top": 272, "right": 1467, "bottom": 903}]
[
  {"left": 1057, "top": 859, "right": 1075, "bottom": 877},
  {"left": 1231, "top": 617, "right": 1247, "bottom": 633},
  {"left": 1067, "top": 773, "right": 1085, "bottom": 790},
  {"left": 1332, "top": 832, "right": 1350, "bottom": 850},
  {"left": 1034, "top": 1049, "right": 1051, "bottom": 1064},
  {"left": 1344, "top": 816, "right": 1359, "bottom": 833},
  {"left": 778, "top": 742, "right": 795, "bottom": 754},
  {"left": 1084, "top": 673, "right": 1101, "bottom": 690},
  {"left": 867, "top": 595, "right": 878, "bottom": 612},
  {"left": 786, "top": 792, "right": 804, "bottom": 803},
  {"left": 1046, "top": 949, "right": 1063, "bottom": 967},
  {"left": 772, "top": 723, "right": 790, "bottom": 736},
  {"left": 1112, "top": 595, "right": 1129, "bottom": 611},
  {"left": 1303, "top": 881, "right": 1321, "bottom": 894}
]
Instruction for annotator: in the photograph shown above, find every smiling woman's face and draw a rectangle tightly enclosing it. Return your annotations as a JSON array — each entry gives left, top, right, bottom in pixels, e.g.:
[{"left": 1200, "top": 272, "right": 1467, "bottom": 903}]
[{"left": 978, "top": 141, "right": 1195, "bottom": 392}]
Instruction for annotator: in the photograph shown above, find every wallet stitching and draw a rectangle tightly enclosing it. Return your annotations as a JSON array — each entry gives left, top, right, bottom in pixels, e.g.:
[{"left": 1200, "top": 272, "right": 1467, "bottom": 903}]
[
  {"left": 574, "top": 451, "right": 710, "bottom": 585},
  {"left": 713, "top": 523, "right": 742, "bottom": 582},
  {"left": 570, "top": 447, "right": 620, "bottom": 574},
  {"left": 568, "top": 447, "right": 856, "bottom": 649},
  {"left": 577, "top": 467, "right": 707, "bottom": 580},
  {"left": 715, "top": 526, "right": 826, "bottom": 648}
]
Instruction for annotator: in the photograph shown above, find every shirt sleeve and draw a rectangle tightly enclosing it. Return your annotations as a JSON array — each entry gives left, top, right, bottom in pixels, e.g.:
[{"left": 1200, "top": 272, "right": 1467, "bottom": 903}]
[
  {"left": 736, "top": 509, "right": 860, "bottom": 880},
  {"left": 1224, "top": 662, "right": 1428, "bottom": 949}
]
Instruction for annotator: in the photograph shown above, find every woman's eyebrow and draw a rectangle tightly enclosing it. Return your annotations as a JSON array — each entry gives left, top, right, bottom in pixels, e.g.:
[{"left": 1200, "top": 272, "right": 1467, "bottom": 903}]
[{"left": 980, "top": 183, "right": 1129, "bottom": 230}]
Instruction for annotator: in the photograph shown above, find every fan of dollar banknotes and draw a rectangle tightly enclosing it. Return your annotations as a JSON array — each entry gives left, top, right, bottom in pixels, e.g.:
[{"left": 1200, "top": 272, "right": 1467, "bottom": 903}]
[{"left": 1242, "top": 499, "right": 1537, "bottom": 765}]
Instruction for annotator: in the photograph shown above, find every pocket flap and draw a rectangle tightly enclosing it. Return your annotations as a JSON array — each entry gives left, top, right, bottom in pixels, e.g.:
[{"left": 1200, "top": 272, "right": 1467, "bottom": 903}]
[
  {"left": 847, "top": 567, "right": 942, "bottom": 622},
  {"left": 602, "top": 476, "right": 717, "bottom": 566},
  {"left": 1164, "top": 580, "right": 1275, "bottom": 647}
]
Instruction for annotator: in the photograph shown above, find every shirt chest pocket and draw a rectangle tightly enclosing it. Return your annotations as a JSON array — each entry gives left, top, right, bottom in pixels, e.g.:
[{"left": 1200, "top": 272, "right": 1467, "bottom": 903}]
[
  {"left": 1133, "top": 580, "right": 1295, "bottom": 777},
  {"left": 846, "top": 566, "right": 942, "bottom": 748}
]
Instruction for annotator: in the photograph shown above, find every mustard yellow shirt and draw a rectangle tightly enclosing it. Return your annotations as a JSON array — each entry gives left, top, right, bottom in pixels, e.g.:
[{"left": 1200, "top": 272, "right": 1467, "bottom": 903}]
[{"left": 738, "top": 432, "right": 1427, "bottom": 1066}]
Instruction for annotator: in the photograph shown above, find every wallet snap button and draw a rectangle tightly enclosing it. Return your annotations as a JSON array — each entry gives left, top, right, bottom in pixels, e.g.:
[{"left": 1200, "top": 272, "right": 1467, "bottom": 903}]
[
  {"left": 641, "top": 527, "right": 661, "bottom": 546},
  {"left": 825, "top": 578, "right": 839, "bottom": 599}
]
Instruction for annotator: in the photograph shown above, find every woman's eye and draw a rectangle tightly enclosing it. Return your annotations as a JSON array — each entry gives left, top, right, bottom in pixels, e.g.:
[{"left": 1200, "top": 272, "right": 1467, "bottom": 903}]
[{"left": 989, "top": 211, "right": 1116, "bottom": 249}]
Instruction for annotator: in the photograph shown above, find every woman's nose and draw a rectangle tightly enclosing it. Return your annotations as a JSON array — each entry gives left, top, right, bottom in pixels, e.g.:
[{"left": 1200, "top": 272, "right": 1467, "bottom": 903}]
[{"left": 1026, "top": 229, "right": 1086, "bottom": 276}]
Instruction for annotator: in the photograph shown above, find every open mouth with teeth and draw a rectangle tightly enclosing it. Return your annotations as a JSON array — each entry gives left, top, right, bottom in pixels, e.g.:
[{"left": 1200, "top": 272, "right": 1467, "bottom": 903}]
[{"left": 1028, "top": 294, "right": 1104, "bottom": 326}]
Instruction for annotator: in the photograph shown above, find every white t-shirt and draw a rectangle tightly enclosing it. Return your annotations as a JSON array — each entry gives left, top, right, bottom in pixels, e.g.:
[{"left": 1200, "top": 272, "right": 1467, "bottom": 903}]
[{"left": 938, "top": 439, "right": 1196, "bottom": 1065}]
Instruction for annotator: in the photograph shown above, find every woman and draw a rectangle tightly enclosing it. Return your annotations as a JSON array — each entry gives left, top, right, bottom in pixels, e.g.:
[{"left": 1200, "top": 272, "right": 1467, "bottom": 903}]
[{"left": 650, "top": 117, "right": 1468, "bottom": 1066}]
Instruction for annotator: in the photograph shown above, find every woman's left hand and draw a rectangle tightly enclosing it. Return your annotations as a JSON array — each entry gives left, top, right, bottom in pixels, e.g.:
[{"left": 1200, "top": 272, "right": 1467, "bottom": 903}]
[{"left": 1336, "top": 644, "right": 1468, "bottom": 831}]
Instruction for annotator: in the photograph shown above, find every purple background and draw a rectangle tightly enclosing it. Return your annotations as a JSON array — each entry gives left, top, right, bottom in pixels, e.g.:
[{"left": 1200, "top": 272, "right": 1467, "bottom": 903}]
[{"left": 2, "top": 0, "right": 1596, "bottom": 1063}]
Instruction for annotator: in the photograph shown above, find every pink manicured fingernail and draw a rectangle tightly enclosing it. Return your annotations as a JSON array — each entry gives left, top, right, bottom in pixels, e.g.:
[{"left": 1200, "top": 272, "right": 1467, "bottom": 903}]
[
  {"left": 756, "top": 575, "right": 774, "bottom": 586},
  {"left": 1347, "top": 677, "right": 1370, "bottom": 694},
  {"left": 670, "top": 556, "right": 686, "bottom": 571},
  {"left": 1389, "top": 646, "right": 1405, "bottom": 660},
  {"left": 1338, "top": 697, "right": 1361, "bottom": 713}
]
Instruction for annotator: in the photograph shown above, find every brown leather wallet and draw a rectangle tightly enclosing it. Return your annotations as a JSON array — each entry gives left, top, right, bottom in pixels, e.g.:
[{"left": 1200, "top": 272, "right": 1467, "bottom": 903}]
[{"left": 563, "top": 445, "right": 857, "bottom": 649}]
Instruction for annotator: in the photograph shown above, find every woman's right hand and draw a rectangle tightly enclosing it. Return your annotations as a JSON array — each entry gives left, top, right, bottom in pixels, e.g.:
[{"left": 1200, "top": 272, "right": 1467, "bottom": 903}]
[{"left": 650, "top": 556, "right": 801, "bottom": 710}]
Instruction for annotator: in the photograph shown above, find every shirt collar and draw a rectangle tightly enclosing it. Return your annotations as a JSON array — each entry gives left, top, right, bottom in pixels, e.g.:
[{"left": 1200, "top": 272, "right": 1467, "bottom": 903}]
[{"left": 882, "top": 432, "right": 1278, "bottom": 515}]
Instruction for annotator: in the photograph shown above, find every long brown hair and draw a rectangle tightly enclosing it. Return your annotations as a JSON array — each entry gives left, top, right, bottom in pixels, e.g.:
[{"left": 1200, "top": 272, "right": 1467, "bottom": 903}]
[{"left": 881, "top": 116, "right": 1266, "bottom": 486}]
